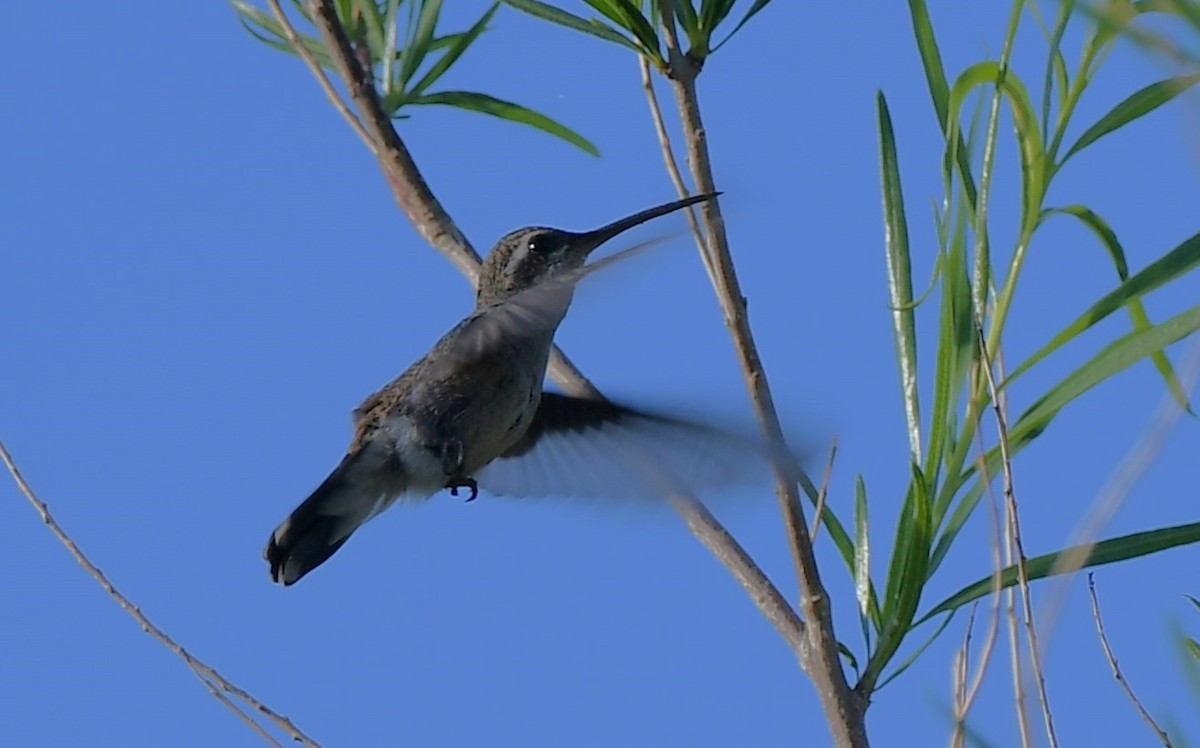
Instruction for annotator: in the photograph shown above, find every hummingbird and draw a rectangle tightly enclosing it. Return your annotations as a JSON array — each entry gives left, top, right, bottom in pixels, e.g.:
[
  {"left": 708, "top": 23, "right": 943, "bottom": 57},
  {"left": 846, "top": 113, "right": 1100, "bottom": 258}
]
[{"left": 265, "top": 192, "right": 755, "bottom": 585}]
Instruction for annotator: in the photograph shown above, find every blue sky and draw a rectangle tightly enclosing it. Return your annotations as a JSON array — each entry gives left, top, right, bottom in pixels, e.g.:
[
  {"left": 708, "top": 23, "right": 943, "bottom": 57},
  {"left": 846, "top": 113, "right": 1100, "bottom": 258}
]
[{"left": 3, "top": 1, "right": 1199, "bottom": 746}]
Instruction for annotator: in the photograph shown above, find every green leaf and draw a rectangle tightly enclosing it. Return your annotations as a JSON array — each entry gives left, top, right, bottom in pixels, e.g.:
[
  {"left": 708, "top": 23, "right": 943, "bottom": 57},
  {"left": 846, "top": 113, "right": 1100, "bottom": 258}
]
[
  {"left": 232, "top": 0, "right": 333, "bottom": 67},
  {"left": 410, "top": 91, "right": 600, "bottom": 156},
  {"left": 712, "top": 0, "right": 772, "bottom": 52},
  {"left": 502, "top": 0, "right": 643, "bottom": 54},
  {"left": 1022, "top": 208, "right": 1194, "bottom": 412},
  {"left": 672, "top": 0, "right": 703, "bottom": 50},
  {"left": 865, "top": 465, "right": 933, "bottom": 692},
  {"left": 1062, "top": 73, "right": 1200, "bottom": 164},
  {"left": 596, "top": 0, "right": 661, "bottom": 60},
  {"left": 698, "top": 0, "right": 737, "bottom": 35},
  {"left": 1011, "top": 303, "right": 1200, "bottom": 443},
  {"left": 1007, "top": 231, "right": 1200, "bottom": 385},
  {"left": 906, "top": 0, "right": 978, "bottom": 207},
  {"left": 854, "top": 475, "right": 872, "bottom": 621},
  {"left": 946, "top": 61, "right": 1045, "bottom": 233},
  {"left": 921, "top": 521, "right": 1200, "bottom": 621},
  {"left": 398, "top": 0, "right": 444, "bottom": 89},
  {"left": 877, "top": 92, "right": 922, "bottom": 461},
  {"left": 409, "top": 4, "right": 498, "bottom": 97}
]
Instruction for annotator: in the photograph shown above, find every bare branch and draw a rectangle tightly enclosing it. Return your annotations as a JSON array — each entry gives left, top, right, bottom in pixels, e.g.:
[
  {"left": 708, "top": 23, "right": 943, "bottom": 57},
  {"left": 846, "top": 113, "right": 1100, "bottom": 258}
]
[
  {"left": 0, "top": 440, "right": 321, "bottom": 748},
  {"left": 1087, "top": 574, "right": 1174, "bottom": 747},
  {"left": 264, "top": 0, "right": 378, "bottom": 156},
  {"left": 669, "top": 495, "right": 805, "bottom": 653},
  {"left": 652, "top": 3, "right": 866, "bottom": 745}
]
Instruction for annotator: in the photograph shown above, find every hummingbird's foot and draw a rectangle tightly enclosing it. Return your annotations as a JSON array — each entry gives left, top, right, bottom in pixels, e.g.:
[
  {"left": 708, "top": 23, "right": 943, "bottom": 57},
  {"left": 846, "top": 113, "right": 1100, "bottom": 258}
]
[{"left": 447, "top": 478, "right": 478, "bottom": 502}]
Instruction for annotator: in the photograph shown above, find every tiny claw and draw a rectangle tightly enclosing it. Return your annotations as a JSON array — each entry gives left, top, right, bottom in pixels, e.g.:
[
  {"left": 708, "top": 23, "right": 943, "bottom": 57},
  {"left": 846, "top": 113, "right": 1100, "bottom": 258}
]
[{"left": 448, "top": 478, "right": 478, "bottom": 502}]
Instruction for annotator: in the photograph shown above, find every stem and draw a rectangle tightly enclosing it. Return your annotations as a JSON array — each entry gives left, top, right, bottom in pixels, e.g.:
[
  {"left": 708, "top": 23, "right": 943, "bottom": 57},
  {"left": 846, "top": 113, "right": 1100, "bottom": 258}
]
[{"left": 655, "top": 6, "right": 867, "bottom": 745}]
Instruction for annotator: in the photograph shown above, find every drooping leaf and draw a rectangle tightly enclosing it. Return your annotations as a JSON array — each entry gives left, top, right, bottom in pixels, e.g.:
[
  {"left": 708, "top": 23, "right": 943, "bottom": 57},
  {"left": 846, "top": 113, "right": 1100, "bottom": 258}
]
[
  {"left": 502, "top": 0, "right": 644, "bottom": 54},
  {"left": 1007, "top": 231, "right": 1200, "bottom": 385},
  {"left": 921, "top": 521, "right": 1200, "bottom": 621},
  {"left": 397, "top": 0, "right": 444, "bottom": 89},
  {"left": 1062, "top": 73, "right": 1200, "bottom": 164},
  {"left": 1011, "top": 304, "right": 1200, "bottom": 443},
  {"left": 410, "top": 91, "right": 599, "bottom": 156},
  {"left": 410, "top": 4, "right": 498, "bottom": 97},
  {"left": 712, "top": 0, "right": 773, "bottom": 52},
  {"left": 1020, "top": 209, "right": 1194, "bottom": 411}
]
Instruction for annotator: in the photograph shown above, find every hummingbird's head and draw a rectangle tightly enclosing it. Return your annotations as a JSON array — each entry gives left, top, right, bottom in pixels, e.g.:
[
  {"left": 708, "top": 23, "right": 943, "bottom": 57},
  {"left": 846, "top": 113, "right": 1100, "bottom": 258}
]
[{"left": 475, "top": 193, "right": 718, "bottom": 307}]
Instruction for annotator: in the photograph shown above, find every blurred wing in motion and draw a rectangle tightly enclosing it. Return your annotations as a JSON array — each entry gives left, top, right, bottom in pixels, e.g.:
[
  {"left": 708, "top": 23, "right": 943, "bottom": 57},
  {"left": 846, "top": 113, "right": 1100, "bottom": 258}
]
[{"left": 477, "top": 393, "right": 792, "bottom": 500}]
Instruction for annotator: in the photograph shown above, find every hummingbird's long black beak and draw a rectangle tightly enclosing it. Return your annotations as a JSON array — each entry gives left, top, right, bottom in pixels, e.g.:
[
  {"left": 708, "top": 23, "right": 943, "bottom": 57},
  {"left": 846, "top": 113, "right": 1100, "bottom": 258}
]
[{"left": 567, "top": 192, "right": 720, "bottom": 257}]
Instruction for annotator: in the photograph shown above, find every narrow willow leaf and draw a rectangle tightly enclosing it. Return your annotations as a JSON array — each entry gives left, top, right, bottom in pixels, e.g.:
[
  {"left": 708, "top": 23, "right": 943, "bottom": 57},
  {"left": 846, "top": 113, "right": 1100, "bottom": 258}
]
[
  {"left": 865, "top": 466, "right": 933, "bottom": 691},
  {"left": 1023, "top": 208, "right": 1193, "bottom": 411},
  {"left": 232, "top": 1, "right": 333, "bottom": 66},
  {"left": 920, "top": 521, "right": 1200, "bottom": 621},
  {"left": 854, "top": 475, "right": 872, "bottom": 620},
  {"left": 711, "top": 0, "right": 772, "bottom": 52},
  {"left": 607, "top": 0, "right": 662, "bottom": 60},
  {"left": 1187, "top": 594, "right": 1200, "bottom": 613},
  {"left": 411, "top": 91, "right": 599, "bottom": 156},
  {"left": 877, "top": 92, "right": 922, "bottom": 461},
  {"left": 1007, "top": 231, "right": 1200, "bottom": 385},
  {"left": 698, "top": 0, "right": 737, "bottom": 34},
  {"left": 1012, "top": 304, "right": 1200, "bottom": 443},
  {"left": 398, "top": 0, "right": 444, "bottom": 89},
  {"left": 998, "top": 72, "right": 1046, "bottom": 236},
  {"left": 1063, "top": 73, "right": 1200, "bottom": 164},
  {"left": 926, "top": 191, "right": 976, "bottom": 515},
  {"left": 906, "top": 0, "right": 978, "bottom": 207},
  {"left": 838, "top": 643, "right": 860, "bottom": 673},
  {"left": 502, "top": 0, "right": 643, "bottom": 53},
  {"left": 673, "top": 0, "right": 702, "bottom": 49},
  {"left": 410, "top": 4, "right": 498, "bottom": 97},
  {"left": 947, "top": 62, "right": 1044, "bottom": 237},
  {"left": 237, "top": 18, "right": 333, "bottom": 67}
]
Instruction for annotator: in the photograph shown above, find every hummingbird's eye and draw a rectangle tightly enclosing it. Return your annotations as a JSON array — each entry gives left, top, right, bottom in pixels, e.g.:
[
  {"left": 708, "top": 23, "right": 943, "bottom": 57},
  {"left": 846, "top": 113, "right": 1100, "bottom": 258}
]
[{"left": 527, "top": 235, "right": 555, "bottom": 255}]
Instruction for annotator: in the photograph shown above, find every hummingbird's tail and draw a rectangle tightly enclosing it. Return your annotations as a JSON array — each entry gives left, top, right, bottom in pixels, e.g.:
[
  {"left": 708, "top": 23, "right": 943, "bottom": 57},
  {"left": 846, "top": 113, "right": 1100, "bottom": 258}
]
[{"left": 264, "top": 450, "right": 388, "bottom": 586}]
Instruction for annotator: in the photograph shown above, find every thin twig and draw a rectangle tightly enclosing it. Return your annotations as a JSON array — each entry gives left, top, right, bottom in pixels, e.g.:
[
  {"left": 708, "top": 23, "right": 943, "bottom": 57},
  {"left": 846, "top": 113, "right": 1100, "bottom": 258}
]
[
  {"left": 668, "top": 494, "right": 805, "bottom": 654},
  {"left": 191, "top": 670, "right": 286, "bottom": 748},
  {"left": 809, "top": 437, "right": 838, "bottom": 542},
  {"left": 952, "top": 443, "right": 1009, "bottom": 747},
  {"left": 655, "top": 3, "right": 865, "bottom": 746},
  {"left": 264, "top": 0, "right": 377, "bottom": 156},
  {"left": 976, "top": 327, "right": 1057, "bottom": 748},
  {"left": 1086, "top": 574, "right": 1174, "bottom": 747},
  {"left": 0, "top": 440, "right": 321, "bottom": 748},
  {"left": 637, "top": 55, "right": 713, "bottom": 284},
  {"left": 950, "top": 604, "right": 976, "bottom": 748}
]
